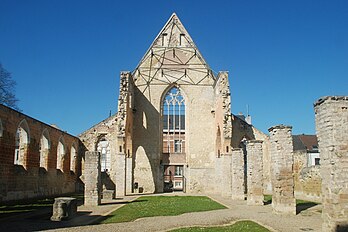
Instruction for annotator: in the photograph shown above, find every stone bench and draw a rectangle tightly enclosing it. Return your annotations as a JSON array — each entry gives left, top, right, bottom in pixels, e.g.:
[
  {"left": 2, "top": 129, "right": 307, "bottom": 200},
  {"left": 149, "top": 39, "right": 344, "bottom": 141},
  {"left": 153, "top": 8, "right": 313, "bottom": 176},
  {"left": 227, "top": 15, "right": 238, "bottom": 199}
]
[{"left": 51, "top": 197, "right": 77, "bottom": 221}]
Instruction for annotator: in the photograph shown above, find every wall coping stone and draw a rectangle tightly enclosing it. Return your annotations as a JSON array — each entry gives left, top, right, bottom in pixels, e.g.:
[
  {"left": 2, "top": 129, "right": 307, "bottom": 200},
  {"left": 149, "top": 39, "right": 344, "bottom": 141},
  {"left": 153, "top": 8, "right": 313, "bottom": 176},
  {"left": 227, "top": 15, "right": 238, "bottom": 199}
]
[
  {"left": 268, "top": 124, "right": 292, "bottom": 132},
  {"left": 313, "top": 96, "right": 348, "bottom": 107}
]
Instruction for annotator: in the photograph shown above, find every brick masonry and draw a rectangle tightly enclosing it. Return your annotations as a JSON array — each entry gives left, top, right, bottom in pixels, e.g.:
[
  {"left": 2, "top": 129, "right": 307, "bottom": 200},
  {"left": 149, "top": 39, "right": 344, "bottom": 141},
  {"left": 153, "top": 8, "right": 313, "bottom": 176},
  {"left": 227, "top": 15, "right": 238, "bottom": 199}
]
[
  {"left": 269, "top": 125, "right": 296, "bottom": 215},
  {"left": 314, "top": 96, "right": 348, "bottom": 231},
  {"left": 0, "top": 104, "right": 82, "bottom": 202}
]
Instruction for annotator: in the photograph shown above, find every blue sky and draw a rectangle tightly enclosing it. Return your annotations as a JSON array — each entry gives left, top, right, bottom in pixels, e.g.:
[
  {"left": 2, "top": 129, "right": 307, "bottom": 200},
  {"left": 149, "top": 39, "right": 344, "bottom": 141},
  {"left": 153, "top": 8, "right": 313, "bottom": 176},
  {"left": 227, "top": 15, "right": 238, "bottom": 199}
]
[{"left": 1, "top": 0, "right": 347, "bottom": 136}]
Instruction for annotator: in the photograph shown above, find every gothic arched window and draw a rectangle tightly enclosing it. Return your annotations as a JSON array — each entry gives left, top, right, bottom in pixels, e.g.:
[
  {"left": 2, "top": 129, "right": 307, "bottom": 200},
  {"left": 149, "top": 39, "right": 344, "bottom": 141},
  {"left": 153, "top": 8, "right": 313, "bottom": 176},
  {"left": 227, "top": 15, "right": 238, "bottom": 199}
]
[
  {"left": 14, "top": 120, "right": 30, "bottom": 166},
  {"left": 39, "top": 129, "right": 50, "bottom": 169},
  {"left": 57, "top": 137, "right": 66, "bottom": 171},
  {"left": 97, "top": 138, "right": 110, "bottom": 172},
  {"left": 162, "top": 87, "right": 185, "bottom": 153}
]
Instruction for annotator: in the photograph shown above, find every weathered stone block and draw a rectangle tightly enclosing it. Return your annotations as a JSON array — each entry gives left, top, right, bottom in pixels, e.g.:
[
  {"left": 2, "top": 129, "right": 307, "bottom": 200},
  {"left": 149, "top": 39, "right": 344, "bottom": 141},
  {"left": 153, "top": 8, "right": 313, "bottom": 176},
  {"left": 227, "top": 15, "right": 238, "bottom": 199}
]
[
  {"left": 102, "top": 189, "right": 114, "bottom": 200},
  {"left": 51, "top": 197, "right": 77, "bottom": 221}
]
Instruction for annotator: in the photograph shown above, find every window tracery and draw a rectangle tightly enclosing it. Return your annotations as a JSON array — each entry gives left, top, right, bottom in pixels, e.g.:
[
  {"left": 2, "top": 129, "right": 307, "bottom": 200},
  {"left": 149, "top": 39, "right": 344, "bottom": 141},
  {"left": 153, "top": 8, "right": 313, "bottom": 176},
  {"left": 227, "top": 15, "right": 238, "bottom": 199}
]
[{"left": 162, "top": 87, "right": 185, "bottom": 153}]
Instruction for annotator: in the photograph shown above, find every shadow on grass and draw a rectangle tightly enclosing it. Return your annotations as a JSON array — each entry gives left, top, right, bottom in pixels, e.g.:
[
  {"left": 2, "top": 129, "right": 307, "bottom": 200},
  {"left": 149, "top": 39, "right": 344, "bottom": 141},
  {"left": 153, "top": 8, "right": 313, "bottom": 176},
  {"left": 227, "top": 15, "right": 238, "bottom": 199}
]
[
  {"left": 296, "top": 202, "right": 318, "bottom": 214},
  {"left": 100, "top": 199, "right": 148, "bottom": 206},
  {"left": 0, "top": 207, "right": 105, "bottom": 232},
  {"left": 0, "top": 193, "right": 84, "bottom": 219}
]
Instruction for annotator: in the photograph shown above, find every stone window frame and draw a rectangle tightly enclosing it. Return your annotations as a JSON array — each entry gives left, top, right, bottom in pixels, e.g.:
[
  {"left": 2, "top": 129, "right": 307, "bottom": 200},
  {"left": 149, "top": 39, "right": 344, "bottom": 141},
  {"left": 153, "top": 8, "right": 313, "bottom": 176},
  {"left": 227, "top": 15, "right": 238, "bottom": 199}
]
[
  {"left": 96, "top": 137, "right": 111, "bottom": 172},
  {"left": 14, "top": 119, "right": 30, "bottom": 167},
  {"left": 70, "top": 143, "right": 77, "bottom": 173},
  {"left": 39, "top": 129, "right": 50, "bottom": 169},
  {"left": 216, "top": 126, "right": 222, "bottom": 157},
  {"left": 56, "top": 136, "right": 66, "bottom": 171},
  {"left": 0, "top": 118, "right": 3, "bottom": 138},
  {"left": 162, "top": 86, "right": 186, "bottom": 154},
  {"left": 162, "top": 33, "right": 168, "bottom": 46}
]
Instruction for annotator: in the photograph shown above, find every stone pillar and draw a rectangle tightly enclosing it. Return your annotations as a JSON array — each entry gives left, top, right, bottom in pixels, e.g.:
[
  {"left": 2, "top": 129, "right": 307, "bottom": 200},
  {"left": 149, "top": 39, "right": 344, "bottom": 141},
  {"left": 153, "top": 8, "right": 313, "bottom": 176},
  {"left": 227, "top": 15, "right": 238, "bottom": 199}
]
[
  {"left": 84, "top": 151, "right": 101, "bottom": 206},
  {"left": 268, "top": 125, "right": 296, "bottom": 215},
  {"left": 125, "top": 157, "right": 133, "bottom": 194},
  {"left": 115, "top": 153, "right": 126, "bottom": 197},
  {"left": 231, "top": 148, "right": 245, "bottom": 200},
  {"left": 246, "top": 141, "right": 264, "bottom": 205},
  {"left": 314, "top": 96, "right": 348, "bottom": 232}
]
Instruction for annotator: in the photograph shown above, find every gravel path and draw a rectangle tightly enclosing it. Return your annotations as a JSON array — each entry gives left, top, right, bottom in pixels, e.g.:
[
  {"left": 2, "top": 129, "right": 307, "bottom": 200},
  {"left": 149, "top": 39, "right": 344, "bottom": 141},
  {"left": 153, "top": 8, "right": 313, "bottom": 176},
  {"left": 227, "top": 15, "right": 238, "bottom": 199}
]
[
  {"left": 0, "top": 193, "right": 322, "bottom": 232},
  {"left": 46, "top": 194, "right": 322, "bottom": 232}
]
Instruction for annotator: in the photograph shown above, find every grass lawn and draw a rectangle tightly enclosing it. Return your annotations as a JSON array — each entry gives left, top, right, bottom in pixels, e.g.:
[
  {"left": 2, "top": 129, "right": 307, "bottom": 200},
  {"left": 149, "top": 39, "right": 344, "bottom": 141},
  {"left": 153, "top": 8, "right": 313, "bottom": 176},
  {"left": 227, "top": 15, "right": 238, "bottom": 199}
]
[
  {"left": 170, "top": 220, "right": 270, "bottom": 232},
  {"left": 100, "top": 195, "right": 226, "bottom": 224},
  {"left": 0, "top": 193, "right": 84, "bottom": 218}
]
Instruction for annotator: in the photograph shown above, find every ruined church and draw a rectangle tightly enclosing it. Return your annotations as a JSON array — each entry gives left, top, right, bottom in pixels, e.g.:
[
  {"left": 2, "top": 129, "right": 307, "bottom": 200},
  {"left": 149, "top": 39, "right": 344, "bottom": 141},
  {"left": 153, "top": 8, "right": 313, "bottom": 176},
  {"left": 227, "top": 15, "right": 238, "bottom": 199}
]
[
  {"left": 79, "top": 13, "right": 270, "bottom": 196},
  {"left": 1, "top": 12, "right": 347, "bottom": 231}
]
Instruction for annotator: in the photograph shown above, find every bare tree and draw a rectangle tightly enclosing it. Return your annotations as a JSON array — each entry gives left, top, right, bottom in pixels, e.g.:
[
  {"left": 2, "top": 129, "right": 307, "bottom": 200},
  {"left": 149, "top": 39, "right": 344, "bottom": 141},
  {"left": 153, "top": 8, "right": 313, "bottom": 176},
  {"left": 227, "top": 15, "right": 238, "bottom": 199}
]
[{"left": 0, "top": 63, "right": 19, "bottom": 110}]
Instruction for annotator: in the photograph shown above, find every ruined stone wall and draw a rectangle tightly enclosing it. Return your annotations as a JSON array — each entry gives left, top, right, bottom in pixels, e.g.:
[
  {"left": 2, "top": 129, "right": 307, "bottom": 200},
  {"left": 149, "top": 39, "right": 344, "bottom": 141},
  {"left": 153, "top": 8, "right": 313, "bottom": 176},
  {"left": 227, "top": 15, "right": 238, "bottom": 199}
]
[
  {"left": 79, "top": 72, "right": 134, "bottom": 197},
  {"left": 269, "top": 125, "right": 296, "bottom": 215},
  {"left": 231, "top": 116, "right": 271, "bottom": 194},
  {"left": 132, "top": 82, "right": 216, "bottom": 193},
  {"left": 314, "top": 96, "right": 348, "bottom": 231},
  {"left": 293, "top": 150, "right": 321, "bottom": 202},
  {"left": 212, "top": 72, "right": 234, "bottom": 196},
  {"left": 0, "top": 104, "right": 81, "bottom": 202},
  {"left": 214, "top": 71, "right": 232, "bottom": 143},
  {"left": 78, "top": 115, "right": 118, "bottom": 192}
]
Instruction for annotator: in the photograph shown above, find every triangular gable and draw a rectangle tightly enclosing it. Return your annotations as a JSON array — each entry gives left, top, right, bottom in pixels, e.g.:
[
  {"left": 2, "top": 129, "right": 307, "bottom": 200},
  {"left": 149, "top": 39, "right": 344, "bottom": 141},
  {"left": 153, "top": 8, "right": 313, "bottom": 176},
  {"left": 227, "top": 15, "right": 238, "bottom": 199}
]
[{"left": 133, "top": 13, "right": 215, "bottom": 94}]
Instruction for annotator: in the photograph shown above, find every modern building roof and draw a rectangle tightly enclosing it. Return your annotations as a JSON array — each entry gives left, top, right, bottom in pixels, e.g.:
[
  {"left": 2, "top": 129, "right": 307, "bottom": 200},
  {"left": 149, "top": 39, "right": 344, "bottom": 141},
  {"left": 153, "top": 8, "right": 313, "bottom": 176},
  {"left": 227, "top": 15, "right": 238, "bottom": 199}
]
[{"left": 293, "top": 134, "right": 318, "bottom": 152}]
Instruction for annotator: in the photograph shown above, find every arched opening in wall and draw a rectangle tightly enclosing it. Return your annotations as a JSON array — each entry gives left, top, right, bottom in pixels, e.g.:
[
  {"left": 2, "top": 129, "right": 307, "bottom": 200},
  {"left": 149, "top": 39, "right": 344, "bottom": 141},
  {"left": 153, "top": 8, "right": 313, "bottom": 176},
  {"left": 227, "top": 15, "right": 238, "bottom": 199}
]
[
  {"left": 162, "top": 86, "right": 185, "bottom": 191},
  {"left": 14, "top": 119, "right": 30, "bottom": 167},
  {"left": 162, "top": 87, "right": 185, "bottom": 153},
  {"left": 97, "top": 138, "right": 110, "bottom": 172},
  {"left": 0, "top": 118, "right": 3, "bottom": 138},
  {"left": 57, "top": 137, "right": 66, "bottom": 171},
  {"left": 216, "top": 126, "right": 221, "bottom": 157},
  {"left": 239, "top": 137, "right": 248, "bottom": 194},
  {"left": 39, "top": 129, "right": 50, "bottom": 169},
  {"left": 70, "top": 145, "right": 77, "bottom": 173},
  {"left": 143, "top": 112, "right": 147, "bottom": 129}
]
